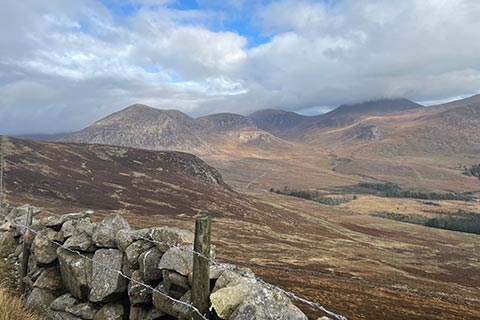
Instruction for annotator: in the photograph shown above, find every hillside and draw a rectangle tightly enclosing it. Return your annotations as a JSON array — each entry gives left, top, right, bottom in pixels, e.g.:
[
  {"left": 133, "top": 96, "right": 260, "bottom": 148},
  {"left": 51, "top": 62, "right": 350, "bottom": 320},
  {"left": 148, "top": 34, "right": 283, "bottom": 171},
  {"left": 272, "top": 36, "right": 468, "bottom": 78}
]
[
  {"left": 1, "top": 136, "right": 480, "bottom": 320},
  {"left": 2, "top": 136, "right": 245, "bottom": 215},
  {"left": 63, "top": 104, "right": 295, "bottom": 158}
]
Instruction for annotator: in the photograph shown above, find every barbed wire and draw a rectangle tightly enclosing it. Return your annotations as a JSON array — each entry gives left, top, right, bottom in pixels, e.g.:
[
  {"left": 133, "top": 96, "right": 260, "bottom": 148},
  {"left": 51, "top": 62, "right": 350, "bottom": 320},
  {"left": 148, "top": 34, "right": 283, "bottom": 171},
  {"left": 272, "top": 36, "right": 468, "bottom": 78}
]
[
  {"left": 10, "top": 220, "right": 209, "bottom": 320},
  {"left": 24, "top": 208, "right": 349, "bottom": 320}
]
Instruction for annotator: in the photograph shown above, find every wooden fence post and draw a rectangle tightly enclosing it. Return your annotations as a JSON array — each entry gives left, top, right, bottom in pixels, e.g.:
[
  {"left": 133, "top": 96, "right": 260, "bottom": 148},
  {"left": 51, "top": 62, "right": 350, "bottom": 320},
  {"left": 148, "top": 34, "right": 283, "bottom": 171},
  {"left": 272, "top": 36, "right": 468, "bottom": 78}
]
[
  {"left": 19, "top": 205, "right": 33, "bottom": 293},
  {"left": 191, "top": 214, "right": 211, "bottom": 320}
]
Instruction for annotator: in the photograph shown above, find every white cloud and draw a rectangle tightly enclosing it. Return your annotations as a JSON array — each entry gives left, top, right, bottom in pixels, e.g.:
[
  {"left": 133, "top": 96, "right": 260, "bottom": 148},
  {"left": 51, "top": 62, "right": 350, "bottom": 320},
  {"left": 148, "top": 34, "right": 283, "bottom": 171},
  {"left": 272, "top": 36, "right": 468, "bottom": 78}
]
[{"left": 1, "top": 0, "right": 480, "bottom": 134}]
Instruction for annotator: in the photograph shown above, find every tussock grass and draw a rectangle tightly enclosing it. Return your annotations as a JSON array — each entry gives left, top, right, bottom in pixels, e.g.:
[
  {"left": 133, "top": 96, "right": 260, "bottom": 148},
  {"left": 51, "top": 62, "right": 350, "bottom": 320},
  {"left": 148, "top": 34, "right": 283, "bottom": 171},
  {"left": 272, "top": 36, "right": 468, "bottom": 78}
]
[
  {"left": 0, "top": 246, "right": 45, "bottom": 320},
  {"left": 0, "top": 287, "right": 46, "bottom": 320}
]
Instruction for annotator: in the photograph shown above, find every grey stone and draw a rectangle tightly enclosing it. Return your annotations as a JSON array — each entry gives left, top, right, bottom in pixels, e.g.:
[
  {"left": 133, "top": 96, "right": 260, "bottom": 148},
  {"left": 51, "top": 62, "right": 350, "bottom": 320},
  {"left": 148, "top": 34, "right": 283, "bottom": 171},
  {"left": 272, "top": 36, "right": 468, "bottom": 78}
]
[
  {"left": 213, "top": 269, "right": 256, "bottom": 293},
  {"left": 125, "top": 240, "right": 154, "bottom": 269},
  {"left": 49, "top": 311, "right": 83, "bottom": 320},
  {"left": 152, "top": 284, "right": 191, "bottom": 319},
  {"left": 75, "top": 218, "right": 97, "bottom": 236},
  {"left": 114, "top": 229, "right": 134, "bottom": 252},
  {"left": 92, "top": 213, "right": 130, "bottom": 248},
  {"left": 229, "top": 286, "right": 308, "bottom": 320},
  {"left": 129, "top": 306, "right": 166, "bottom": 320},
  {"left": 150, "top": 226, "right": 194, "bottom": 252},
  {"left": 116, "top": 228, "right": 151, "bottom": 252},
  {"left": 38, "top": 211, "right": 92, "bottom": 230},
  {"left": 128, "top": 270, "right": 152, "bottom": 306},
  {"left": 50, "top": 293, "right": 79, "bottom": 311},
  {"left": 89, "top": 249, "right": 127, "bottom": 302},
  {"left": 139, "top": 247, "right": 163, "bottom": 282},
  {"left": 93, "top": 303, "right": 125, "bottom": 320},
  {"left": 158, "top": 246, "right": 193, "bottom": 276},
  {"left": 64, "top": 232, "right": 96, "bottom": 252},
  {"left": 66, "top": 302, "right": 100, "bottom": 320},
  {"left": 210, "top": 283, "right": 259, "bottom": 319},
  {"left": 33, "top": 266, "right": 64, "bottom": 292},
  {"left": 163, "top": 270, "right": 189, "bottom": 299},
  {"left": 26, "top": 287, "right": 57, "bottom": 313},
  {"left": 57, "top": 247, "right": 93, "bottom": 299},
  {"left": 31, "top": 229, "right": 59, "bottom": 265},
  {"left": 60, "top": 220, "right": 76, "bottom": 239}
]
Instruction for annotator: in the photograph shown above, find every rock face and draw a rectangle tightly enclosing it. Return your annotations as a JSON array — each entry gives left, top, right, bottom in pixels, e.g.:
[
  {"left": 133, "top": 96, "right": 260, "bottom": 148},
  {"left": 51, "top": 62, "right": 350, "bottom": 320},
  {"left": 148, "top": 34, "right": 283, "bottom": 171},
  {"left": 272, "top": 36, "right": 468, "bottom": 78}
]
[
  {"left": 229, "top": 287, "right": 308, "bottom": 320},
  {"left": 31, "top": 229, "right": 59, "bottom": 265},
  {"left": 89, "top": 249, "right": 127, "bottom": 302},
  {"left": 150, "top": 226, "right": 194, "bottom": 252},
  {"left": 93, "top": 303, "right": 125, "bottom": 320},
  {"left": 57, "top": 248, "right": 93, "bottom": 299},
  {"left": 0, "top": 204, "right": 312, "bottom": 320},
  {"left": 92, "top": 213, "right": 130, "bottom": 248},
  {"left": 158, "top": 246, "right": 193, "bottom": 276},
  {"left": 139, "top": 247, "right": 163, "bottom": 282}
]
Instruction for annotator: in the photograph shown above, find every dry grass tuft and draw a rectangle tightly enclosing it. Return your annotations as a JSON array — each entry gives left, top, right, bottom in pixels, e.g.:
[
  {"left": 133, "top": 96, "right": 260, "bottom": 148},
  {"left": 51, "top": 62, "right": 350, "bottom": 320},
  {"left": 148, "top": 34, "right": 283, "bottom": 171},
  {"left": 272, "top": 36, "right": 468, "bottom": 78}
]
[
  {"left": 0, "top": 245, "right": 46, "bottom": 320},
  {"left": 0, "top": 287, "right": 46, "bottom": 320}
]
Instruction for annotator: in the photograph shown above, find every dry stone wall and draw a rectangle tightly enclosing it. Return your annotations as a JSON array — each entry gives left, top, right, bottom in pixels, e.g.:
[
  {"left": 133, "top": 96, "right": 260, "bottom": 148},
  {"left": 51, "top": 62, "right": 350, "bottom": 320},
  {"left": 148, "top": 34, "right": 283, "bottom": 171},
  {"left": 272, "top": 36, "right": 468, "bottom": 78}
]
[{"left": 0, "top": 204, "right": 309, "bottom": 320}]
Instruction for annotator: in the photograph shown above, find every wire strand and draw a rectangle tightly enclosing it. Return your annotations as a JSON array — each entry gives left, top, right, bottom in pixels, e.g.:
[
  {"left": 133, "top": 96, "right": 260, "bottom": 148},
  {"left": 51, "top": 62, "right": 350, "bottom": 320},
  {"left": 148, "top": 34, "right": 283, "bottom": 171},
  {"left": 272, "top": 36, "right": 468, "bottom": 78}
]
[{"left": 30, "top": 209, "right": 349, "bottom": 320}]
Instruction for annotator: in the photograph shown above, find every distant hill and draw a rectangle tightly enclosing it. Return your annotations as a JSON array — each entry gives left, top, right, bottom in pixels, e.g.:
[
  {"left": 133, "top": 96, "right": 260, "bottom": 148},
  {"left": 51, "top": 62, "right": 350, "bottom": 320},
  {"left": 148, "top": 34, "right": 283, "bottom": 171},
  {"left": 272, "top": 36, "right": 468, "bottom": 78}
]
[
  {"left": 63, "top": 104, "right": 295, "bottom": 157},
  {"left": 248, "top": 109, "right": 309, "bottom": 137},
  {"left": 63, "top": 104, "right": 212, "bottom": 154}
]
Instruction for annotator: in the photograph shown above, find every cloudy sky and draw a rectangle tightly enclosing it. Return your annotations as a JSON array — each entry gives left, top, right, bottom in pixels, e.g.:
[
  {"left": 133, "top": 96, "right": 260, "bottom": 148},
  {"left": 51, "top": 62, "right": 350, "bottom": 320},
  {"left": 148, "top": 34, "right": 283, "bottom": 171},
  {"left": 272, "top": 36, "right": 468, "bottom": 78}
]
[{"left": 1, "top": 0, "right": 480, "bottom": 134}]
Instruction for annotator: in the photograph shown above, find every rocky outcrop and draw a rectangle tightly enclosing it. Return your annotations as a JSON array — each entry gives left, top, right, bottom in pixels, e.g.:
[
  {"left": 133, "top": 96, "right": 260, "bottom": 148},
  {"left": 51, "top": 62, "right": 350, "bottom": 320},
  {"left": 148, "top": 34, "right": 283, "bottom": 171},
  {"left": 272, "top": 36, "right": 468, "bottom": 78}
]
[{"left": 0, "top": 204, "right": 311, "bottom": 320}]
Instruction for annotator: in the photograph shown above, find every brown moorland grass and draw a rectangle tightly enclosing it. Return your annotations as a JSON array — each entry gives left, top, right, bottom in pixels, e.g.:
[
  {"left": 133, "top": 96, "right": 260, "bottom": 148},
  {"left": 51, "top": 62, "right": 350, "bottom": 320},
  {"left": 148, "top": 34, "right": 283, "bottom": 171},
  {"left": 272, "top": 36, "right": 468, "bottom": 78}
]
[{"left": 0, "top": 287, "right": 46, "bottom": 320}]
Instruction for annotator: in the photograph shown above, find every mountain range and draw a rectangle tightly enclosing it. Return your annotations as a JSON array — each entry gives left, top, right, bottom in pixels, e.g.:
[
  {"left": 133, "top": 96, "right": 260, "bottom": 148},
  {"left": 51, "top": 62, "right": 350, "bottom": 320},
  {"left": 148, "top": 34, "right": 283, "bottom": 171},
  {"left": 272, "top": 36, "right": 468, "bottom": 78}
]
[{"left": 63, "top": 95, "right": 480, "bottom": 157}]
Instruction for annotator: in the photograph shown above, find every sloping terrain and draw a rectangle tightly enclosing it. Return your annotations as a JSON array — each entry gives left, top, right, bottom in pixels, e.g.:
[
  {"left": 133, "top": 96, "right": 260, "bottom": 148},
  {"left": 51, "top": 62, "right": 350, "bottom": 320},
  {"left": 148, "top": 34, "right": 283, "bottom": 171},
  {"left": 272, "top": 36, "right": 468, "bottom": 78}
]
[
  {"left": 63, "top": 104, "right": 293, "bottom": 158},
  {"left": 1, "top": 136, "right": 480, "bottom": 320}
]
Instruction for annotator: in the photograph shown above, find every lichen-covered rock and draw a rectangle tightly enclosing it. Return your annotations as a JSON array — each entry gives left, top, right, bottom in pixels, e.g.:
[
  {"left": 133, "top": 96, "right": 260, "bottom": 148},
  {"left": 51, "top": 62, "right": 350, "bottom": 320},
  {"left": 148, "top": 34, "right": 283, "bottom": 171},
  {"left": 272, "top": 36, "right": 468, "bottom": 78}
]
[
  {"left": 114, "top": 229, "right": 134, "bottom": 252},
  {"left": 66, "top": 302, "right": 100, "bottom": 320},
  {"left": 31, "top": 229, "right": 59, "bottom": 265},
  {"left": 139, "top": 247, "right": 163, "bottom": 282},
  {"left": 158, "top": 246, "right": 193, "bottom": 276},
  {"left": 115, "top": 228, "right": 151, "bottom": 252},
  {"left": 26, "top": 287, "right": 57, "bottom": 313},
  {"left": 57, "top": 248, "right": 93, "bottom": 299},
  {"left": 64, "top": 232, "right": 96, "bottom": 252},
  {"left": 33, "top": 266, "right": 64, "bottom": 292},
  {"left": 125, "top": 240, "right": 154, "bottom": 269},
  {"left": 60, "top": 220, "right": 76, "bottom": 239},
  {"left": 92, "top": 213, "right": 130, "bottom": 248},
  {"left": 213, "top": 268, "right": 255, "bottom": 293},
  {"left": 229, "top": 286, "right": 308, "bottom": 320},
  {"left": 38, "top": 211, "right": 93, "bottom": 230},
  {"left": 93, "top": 303, "right": 125, "bottom": 320},
  {"left": 128, "top": 270, "right": 152, "bottom": 306},
  {"left": 75, "top": 218, "right": 96, "bottom": 236},
  {"left": 150, "top": 227, "right": 194, "bottom": 252},
  {"left": 210, "top": 283, "right": 259, "bottom": 319},
  {"left": 50, "top": 293, "right": 79, "bottom": 311},
  {"left": 89, "top": 249, "right": 127, "bottom": 302},
  {"left": 49, "top": 311, "right": 83, "bottom": 320}
]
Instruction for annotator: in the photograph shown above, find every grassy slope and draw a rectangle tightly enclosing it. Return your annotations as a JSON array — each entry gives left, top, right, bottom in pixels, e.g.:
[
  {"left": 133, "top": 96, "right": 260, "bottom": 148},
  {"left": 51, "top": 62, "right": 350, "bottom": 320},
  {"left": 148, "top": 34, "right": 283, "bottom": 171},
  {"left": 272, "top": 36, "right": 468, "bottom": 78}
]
[{"left": 3, "top": 136, "right": 480, "bottom": 320}]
